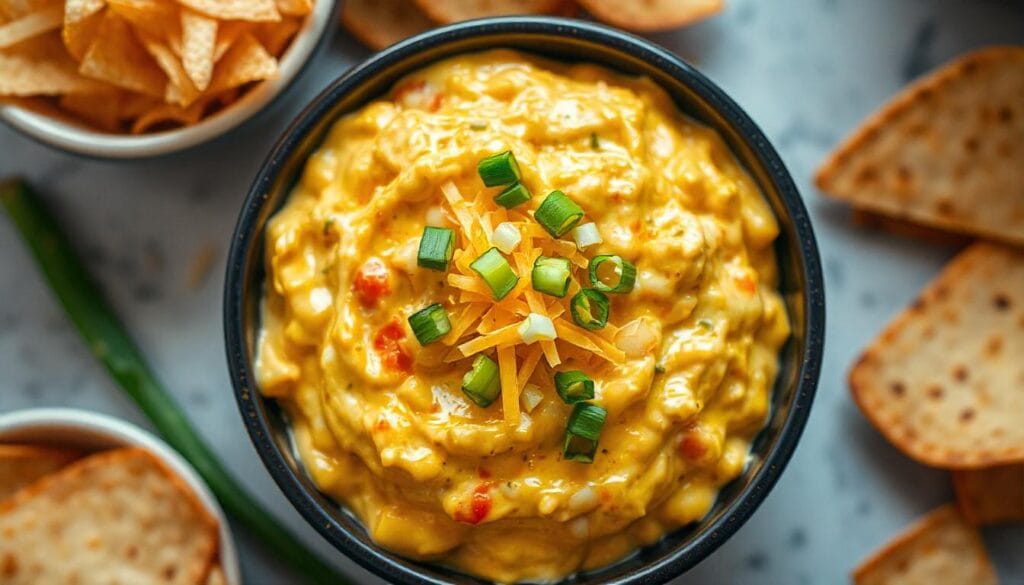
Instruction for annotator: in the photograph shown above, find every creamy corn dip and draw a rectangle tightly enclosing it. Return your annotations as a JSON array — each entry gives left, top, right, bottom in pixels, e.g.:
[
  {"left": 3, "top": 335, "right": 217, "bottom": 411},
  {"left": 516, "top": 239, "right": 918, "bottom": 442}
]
[{"left": 256, "top": 50, "right": 790, "bottom": 583}]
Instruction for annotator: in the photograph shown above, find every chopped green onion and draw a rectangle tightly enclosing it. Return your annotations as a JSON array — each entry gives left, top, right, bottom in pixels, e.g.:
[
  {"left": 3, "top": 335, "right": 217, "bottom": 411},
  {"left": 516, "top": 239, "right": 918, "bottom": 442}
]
[
  {"left": 492, "top": 222, "right": 521, "bottom": 254},
  {"left": 654, "top": 364, "right": 666, "bottom": 374},
  {"left": 698, "top": 319, "right": 713, "bottom": 330},
  {"left": 535, "top": 190, "right": 584, "bottom": 237},
  {"left": 469, "top": 122, "right": 488, "bottom": 130},
  {"left": 590, "top": 133, "right": 600, "bottom": 150},
  {"left": 462, "top": 354, "right": 501, "bottom": 407},
  {"left": 518, "top": 313, "right": 556, "bottom": 344},
  {"left": 477, "top": 150, "right": 521, "bottom": 187},
  {"left": 417, "top": 226, "right": 454, "bottom": 271},
  {"left": 563, "top": 403, "right": 607, "bottom": 463},
  {"left": 588, "top": 255, "right": 637, "bottom": 294},
  {"left": 408, "top": 303, "right": 451, "bottom": 345},
  {"left": 470, "top": 247, "right": 519, "bottom": 300},
  {"left": 554, "top": 371, "right": 595, "bottom": 404},
  {"left": 494, "top": 182, "right": 532, "bottom": 208},
  {"left": 531, "top": 255, "right": 572, "bottom": 298},
  {"left": 572, "top": 222, "right": 602, "bottom": 249},
  {"left": 570, "top": 289, "right": 609, "bottom": 330}
]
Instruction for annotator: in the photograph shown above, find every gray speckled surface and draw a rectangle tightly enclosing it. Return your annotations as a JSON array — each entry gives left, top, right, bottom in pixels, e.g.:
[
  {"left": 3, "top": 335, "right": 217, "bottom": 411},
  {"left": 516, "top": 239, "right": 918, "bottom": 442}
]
[{"left": 2, "top": 1, "right": 1023, "bottom": 583}]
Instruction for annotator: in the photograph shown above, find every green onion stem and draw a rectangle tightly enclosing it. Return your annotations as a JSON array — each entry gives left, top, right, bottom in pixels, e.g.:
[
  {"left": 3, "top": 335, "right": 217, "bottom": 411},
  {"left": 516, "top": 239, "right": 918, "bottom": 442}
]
[
  {"left": 0, "top": 180, "right": 347, "bottom": 585},
  {"left": 534, "top": 190, "right": 584, "bottom": 237}
]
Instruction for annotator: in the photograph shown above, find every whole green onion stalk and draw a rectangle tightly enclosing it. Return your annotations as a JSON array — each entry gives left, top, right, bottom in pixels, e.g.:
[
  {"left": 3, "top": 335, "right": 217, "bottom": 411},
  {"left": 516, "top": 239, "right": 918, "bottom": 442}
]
[{"left": 0, "top": 180, "right": 347, "bottom": 585}]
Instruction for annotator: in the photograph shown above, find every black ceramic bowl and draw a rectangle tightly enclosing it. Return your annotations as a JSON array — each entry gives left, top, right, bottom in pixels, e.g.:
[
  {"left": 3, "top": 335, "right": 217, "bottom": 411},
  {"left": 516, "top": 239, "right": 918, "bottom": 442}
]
[{"left": 225, "top": 17, "right": 825, "bottom": 585}]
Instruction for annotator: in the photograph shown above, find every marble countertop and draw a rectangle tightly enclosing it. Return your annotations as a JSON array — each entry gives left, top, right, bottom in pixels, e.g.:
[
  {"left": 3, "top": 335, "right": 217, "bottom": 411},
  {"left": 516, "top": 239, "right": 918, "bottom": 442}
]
[{"left": 2, "top": 0, "right": 1022, "bottom": 583}]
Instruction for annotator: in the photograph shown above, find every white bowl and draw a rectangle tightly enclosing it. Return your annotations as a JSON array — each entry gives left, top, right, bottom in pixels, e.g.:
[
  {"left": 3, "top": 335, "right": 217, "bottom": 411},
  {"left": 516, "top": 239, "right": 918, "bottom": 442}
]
[
  {"left": 0, "top": 408, "right": 242, "bottom": 585},
  {"left": 0, "top": 0, "right": 336, "bottom": 158}
]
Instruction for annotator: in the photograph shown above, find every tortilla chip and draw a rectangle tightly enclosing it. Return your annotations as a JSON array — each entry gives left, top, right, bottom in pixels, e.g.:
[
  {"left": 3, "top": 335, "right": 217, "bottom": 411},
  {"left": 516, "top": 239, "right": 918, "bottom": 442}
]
[
  {"left": 59, "top": 91, "right": 124, "bottom": 130},
  {"left": 180, "top": 9, "right": 216, "bottom": 91},
  {"left": 0, "top": 32, "right": 107, "bottom": 95},
  {"left": 413, "top": 0, "right": 565, "bottom": 23},
  {"left": 78, "top": 13, "right": 167, "bottom": 97},
  {"left": 0, "top": 3, "right": 62, "bottom": 49},
  {"left": 212, "top": 20, "right": 245, "bottom": 62},
  {"left": 578, "top": 0, "right": 721, "bottom": 31},
  {"left": 0, "top": 0, "right": 55, "bottom": 21},
  {"left": 816, "top": 46, "right": 1024, "bottom": 245},
  {"left": 61, "top": 0, "right": 105, "bottom": 60},
  {"left": 0, "top": 444, "right": 79, "bottom": 500},
  {"left": 107, "top": 0, "right": 179, "bottom": 39},
  {"left": 207, "top": 32, "right": 277, "bottom": 94},
  {"left": 130, "top": 99, "right": 205, "bottom": 133},
  {"left": 953, "top": 464, "right": 1024, "bottom": 525},
  {"left": 0, "top": 447, "right": 218, "bottom": 585},
  {"left": 177, "top": 0, "right": 280, "bottom": 22},
  {"left": 138, "top": 32, "right": 199, "bottom": 106},
  {"left": 850, "top": 242, "right": 1024, "bottom": 468},
  {"left": 342, "top": 0, "right": 432, "bottom": 51},
  {"left": 253, "top": 15, "right": 300, "bottom": 57},
  {"left": 852, "top": 505, "right": 998, "bottom": 585},
  {"left": 275, "top": 0, "right": 310, "bottom": 16}
]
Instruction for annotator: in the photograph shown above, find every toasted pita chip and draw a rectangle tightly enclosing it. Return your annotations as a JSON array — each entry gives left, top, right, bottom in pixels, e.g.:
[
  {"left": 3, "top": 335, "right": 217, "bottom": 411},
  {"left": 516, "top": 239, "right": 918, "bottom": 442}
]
[
  {"left": 0, "top": 444, "right": 80, "bottom": 500},
  {"left": 579, "top": 0, "right": 721, "bottom": 31},
  {"left": 412, "top": 0, "right": 565, "bottom": 23},
  {"left": 0, "top": 447, "right": 218, "bottom": 585},
  {"left": 177, "top": 0, "right": 280, "bottom": 22},
  {"left": 850, "top": 209, "right": 972, "bottom": 248},
  {"left": 0, "top": 33, "right": 107, "bottom": 95},
  {"left": 61, "top": 0, "right": 105, "bottom": 60},
  {"left": 817, "top": 46, "right": 1024, "bottom": 245},
  {"left": 342, "top": 0, "right": 432, "bottom": 51},
  {"left": 953, "top": 464, "right": 1024, "bottom": 525},
  {"left": 0, "top": 3, "right": 62, "bottom": 48},
  {"left": 207, "top": 32, "right": 277, "bottom": 94},
  {"left": 853, "top": 505, "right": 998, "bottom": 585},
  {"left": 180, "top": 9, "right": 216, "bottom": 91},
  {"left": 205, "top": 565, "right": 227, "bottom": 585},
  {"left": 850, "top": 242, "right": 1024, "bottom": 468},
  {"left": 79, "top": 13, "right": 167, "bottom": 97}
]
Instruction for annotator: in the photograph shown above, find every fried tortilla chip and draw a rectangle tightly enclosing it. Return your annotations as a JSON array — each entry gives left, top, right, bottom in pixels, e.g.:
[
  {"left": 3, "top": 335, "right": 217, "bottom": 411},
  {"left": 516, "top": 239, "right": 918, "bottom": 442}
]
[
  {"left": 61, "top": 0, "right": 105, "bottom": 60},
  {"left": 253, "top": 15, "right": 300, "bottom": 56},
  {"left": 341, "top": 0, "right": 432, "bottom": 50},
  {"left": 78, "top": 13, "right": 167, "bottom": 97},
  {"left": 0, "top": 444, "right": 79, "bottom": 500},
  {"left": 0, "top": 447, "right": 218, "bottom": 585},
  {"left": 130, "top": 98, "right": 205, "bottom": 133},
  {"left": 275, "top": 0, "right": 311, "bottom": 16},
  {"left": 139, "top": 32, "right": 200, "bottom": 106},
  {"left": 207, "top": 32, "right": 277, "bottom": 94},
  {"left": 0, "top": 33, "right": 106, "bottom": 95},
  {"left": 579, "top": 0, "right": 721, "bottom": 31},
  {"left": 0, "top": 4, "right": 62, "bottom": 49},
  {"left": 817, "top": 46, "right": 1024, "bottom": 245},
  {"left": 180, "top": 9, "right": 216, "bottom": 91},
  {"left": 107, "top": 0, "right": 179, "bottom": 39},
  {"left": 59, "top": 91, "right": 124, "bottom": 130},
  {"left": 953, "top": 464, "right": 1024, "bottom": 525},
  {"left": 850, "top": 242, "right": 1024, "bottom": 468},
  {"left": 852, "top": 505, "right": 998, "bottom": 585},
  {"left": 177, "top": 0, "right": 280, "bottom": 22},
  {"left": 413, "top": 0, "right": 565, "bottom": 23}
]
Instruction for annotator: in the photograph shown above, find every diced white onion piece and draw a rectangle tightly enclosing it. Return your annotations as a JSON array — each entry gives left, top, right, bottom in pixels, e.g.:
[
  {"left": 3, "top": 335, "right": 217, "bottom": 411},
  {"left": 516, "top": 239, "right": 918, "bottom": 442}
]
[
  {"left": 573, "top": 222, "right": 602, "bottom": 249},
  {"left": 615, "top": 316, "right": 661, "bottom": 358},
  {"left": 568, "top": 486, "right": 599, "bottom": 514},
  {"left": 492, "top": 222, "right": 521, "bottom": 254},
  {"left": 391, "top": 237, "right": 420, "bottom": 273},
  {"left": 426, "top": 206, "right": 450, "bottom": 227},
  {"left": 520, "top": 384, "right": 543, "bottom": 413},
  {"left": 309, "top": 287, "right": 333, "bottom": 313},
  {"left": 518, "top": 313, "right": 556, "bottom": 344}
]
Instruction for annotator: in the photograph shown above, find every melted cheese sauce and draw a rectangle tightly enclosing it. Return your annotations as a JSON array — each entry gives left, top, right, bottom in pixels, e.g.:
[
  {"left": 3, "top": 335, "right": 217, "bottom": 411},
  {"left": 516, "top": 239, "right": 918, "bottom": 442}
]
[{"left": 256, "top": 50, "right": 790, "bottom": 583}]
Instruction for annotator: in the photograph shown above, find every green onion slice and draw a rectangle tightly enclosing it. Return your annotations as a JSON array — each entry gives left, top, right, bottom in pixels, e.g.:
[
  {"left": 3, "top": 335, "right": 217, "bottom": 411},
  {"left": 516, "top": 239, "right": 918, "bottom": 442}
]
[
  {"left": 417, "top": 226, "right": 455, "bottom": 271},
  {"left": 563, "top": 403, "right": 607, "bottom": 463},
  {"left": 588, "top": 255, "right": 637, "bottom": 294},
  {"left": 531, "top": 255, "right": 572, "bottom": 298},
  {"left": 535, "top": 190, "right": 584, "bottom": 237},
  {"left": 494, "top": 182, "right": 532, "bottom": 208},
  {"left": 570, "top": 289, "right": 609, "bottom": 330},
  {"left": 477, "top": 151, "right": 521, "bottom": 187},
  {"left": 470, "top": 247, "right": 519, "bottom": 300},
  {"left": 462, "top": 354, "right": 501, "bottom": 407},
  {"left": 554, "top": 371, "right": 595, "bottom": 404},
  {"left": 408, "top": 303, "right": 451, "bottom": 345}
]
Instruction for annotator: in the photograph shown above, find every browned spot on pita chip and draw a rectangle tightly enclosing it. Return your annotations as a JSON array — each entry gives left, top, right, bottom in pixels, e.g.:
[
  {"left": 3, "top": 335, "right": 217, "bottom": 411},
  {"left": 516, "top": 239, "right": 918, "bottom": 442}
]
[
  {"left": 341, "top": 0, "right": 432, "bottom": 51},
  {"left": 953, "top": 464, "right": 1024, "bottom": 525},
  {"left": 0, "top": 444, "right": 80, "bottom": 500},
  {"left": 579, "top": 0, "right": 721, "bottom": 31}
]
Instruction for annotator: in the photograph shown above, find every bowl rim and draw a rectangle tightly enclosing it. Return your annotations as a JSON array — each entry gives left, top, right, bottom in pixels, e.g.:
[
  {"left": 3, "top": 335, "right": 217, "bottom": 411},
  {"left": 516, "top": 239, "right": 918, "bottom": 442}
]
[
  {"left": 224, "top": 16, "right": 825, "bottom": 585},
  {"left": 0, "top": 407, "right": 243, "bottom": 585},
  {"left": 0, "top": 0, "right": 338, "bottom": 159}
]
